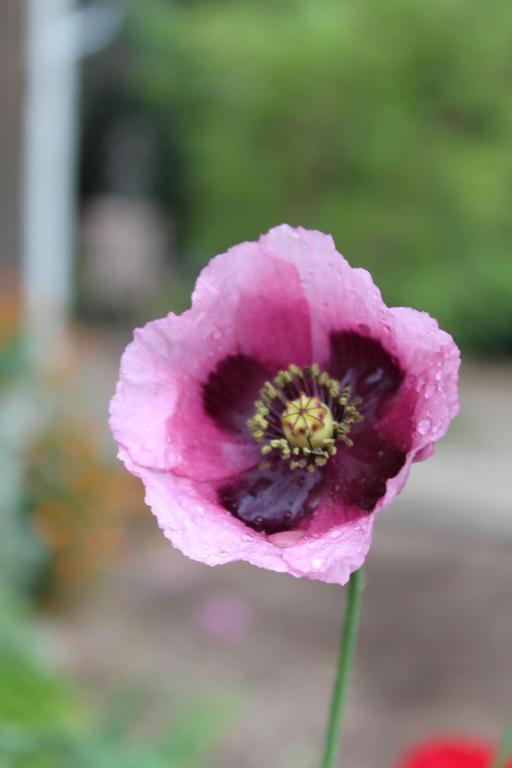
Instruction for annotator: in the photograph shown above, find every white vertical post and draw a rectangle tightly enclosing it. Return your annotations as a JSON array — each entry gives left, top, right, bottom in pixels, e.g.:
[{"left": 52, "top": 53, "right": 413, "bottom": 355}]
[{"left": 21, "top": 0, "right": 78, "bottom": 366}]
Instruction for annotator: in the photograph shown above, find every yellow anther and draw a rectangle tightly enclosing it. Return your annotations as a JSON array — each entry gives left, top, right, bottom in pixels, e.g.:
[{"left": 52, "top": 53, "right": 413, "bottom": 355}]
[{"left": 248, "top": 361, "right": 362, "bottom": 471}]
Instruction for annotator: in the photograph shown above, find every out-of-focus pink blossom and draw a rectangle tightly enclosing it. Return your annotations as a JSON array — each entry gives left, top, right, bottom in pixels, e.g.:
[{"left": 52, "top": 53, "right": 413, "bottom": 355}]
[
  {"left": 110, "top": 225, "right": 459, "bottom": 584},
  {"left": 195, "top": 592, "right": 252, "bottom": 642}
]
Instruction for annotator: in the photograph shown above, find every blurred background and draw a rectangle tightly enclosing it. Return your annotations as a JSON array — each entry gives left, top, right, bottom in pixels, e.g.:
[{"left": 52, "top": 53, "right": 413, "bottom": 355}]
[{"left": 1, "top": 1, "right": 511, "bottom": 766}]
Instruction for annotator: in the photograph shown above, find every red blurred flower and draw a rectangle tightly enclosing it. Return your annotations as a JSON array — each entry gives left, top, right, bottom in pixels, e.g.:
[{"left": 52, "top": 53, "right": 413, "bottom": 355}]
[{"left": 398, "top": 740, "right": 511, "bottom": 768}]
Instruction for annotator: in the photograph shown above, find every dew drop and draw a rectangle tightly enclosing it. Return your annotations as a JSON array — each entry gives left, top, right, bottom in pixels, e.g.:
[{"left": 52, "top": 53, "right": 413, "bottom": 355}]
[
  {"left": 312, "top": 557, "right": 324, "bottom": 570},
  {"left": 418, "top": 418, "right": 431, "bottom": 435},
  {"left": 269, "top": 530, "right": 304, "bottom": 548},
  {"left": 352, "top": 523, "right": 366, "bottom": 536},
  {"left": 330, "top": 529, "right": 342, "bottom": 539},
  {"left": 424, "top": 383, "right": 436, "bottom": 400}
]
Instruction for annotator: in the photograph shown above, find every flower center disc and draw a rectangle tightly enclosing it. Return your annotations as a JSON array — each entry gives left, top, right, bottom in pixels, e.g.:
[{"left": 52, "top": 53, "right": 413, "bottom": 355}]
[
  {"left": 247, "top": 363, "right": 363, "bottom": 473},
  {"left": 281, "top": 394, "right": 334, "bottom": 449}
]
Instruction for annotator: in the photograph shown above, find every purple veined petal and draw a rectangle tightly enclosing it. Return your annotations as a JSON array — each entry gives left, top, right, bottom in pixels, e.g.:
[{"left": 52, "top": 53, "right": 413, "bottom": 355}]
[
  {"left": 202, "top": 354, "right": 273, "bottom": 435},
  {"left": 218, "top": 462, "right": 324, "bottom": 535},
  {"left": 328, "top": 330, "right": 404, "bottom": 422}
]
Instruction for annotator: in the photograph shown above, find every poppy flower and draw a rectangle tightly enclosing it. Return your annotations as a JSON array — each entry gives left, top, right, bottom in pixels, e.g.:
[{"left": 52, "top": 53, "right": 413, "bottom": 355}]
[
  {"left": 109, "top": 225, "right": 459, "bottom": 584},
  {"left": 398, "top": 739, "right": 510, "bottom": 767}
]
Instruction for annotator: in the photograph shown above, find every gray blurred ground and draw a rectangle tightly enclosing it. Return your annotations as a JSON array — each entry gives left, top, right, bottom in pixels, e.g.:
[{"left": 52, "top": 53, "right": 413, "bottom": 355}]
[{"left": 52, "top": 356, "right": 512, "bottom": 768}]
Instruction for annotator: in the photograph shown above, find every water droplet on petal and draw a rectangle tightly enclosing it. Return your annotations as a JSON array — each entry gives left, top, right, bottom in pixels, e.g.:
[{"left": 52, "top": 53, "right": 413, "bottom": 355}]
[
  {"left": 418, "top": 418, "right": 431, "bottom": 435},
  {"left": 268, "top": 530, "right": 304, "bottom": 548},
  {"left": 424, "top": 383, "right": 435, "bottom": 400},
  {"left": 312, "top": 557, "right": 324, "bottom": 570},
  {"left": 330, "top": 529, "right": 342, "bottom": 539}
]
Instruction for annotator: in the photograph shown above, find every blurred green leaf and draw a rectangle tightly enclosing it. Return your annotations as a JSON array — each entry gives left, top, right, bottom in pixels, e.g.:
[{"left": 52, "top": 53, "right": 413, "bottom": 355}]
[
  {"left": 0, "top": 595, "right": 230, "bottom": 768},
  {"left": 158, "top": 697, "right": 232, "bottom": 766},
  {"left": 128, "top": 0, "right": 512, "bottom": 354}
]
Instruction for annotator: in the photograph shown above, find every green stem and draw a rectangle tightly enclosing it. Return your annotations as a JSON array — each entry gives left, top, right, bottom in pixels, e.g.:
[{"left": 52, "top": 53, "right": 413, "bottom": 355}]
[
  {"left": 491, "top": 722, "right": 512, "bottom": 768},
  {"left": 320, "top": 567, "right": 365, "bottom": 768}
]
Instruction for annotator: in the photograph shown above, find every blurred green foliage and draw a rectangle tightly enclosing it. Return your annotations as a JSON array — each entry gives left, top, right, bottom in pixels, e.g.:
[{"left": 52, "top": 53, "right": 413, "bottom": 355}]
[
  {"left": 0, "top": 344, "right": 228, "bottom": 768},
  {"left": 128, "top": 0, "right": 512, "bottom": 354},
  {"left": 0, "top": 593, "right": 228, "bottom": 768},
  {"left": 0, "top": 485, "right": 227, "bottom": 768}
]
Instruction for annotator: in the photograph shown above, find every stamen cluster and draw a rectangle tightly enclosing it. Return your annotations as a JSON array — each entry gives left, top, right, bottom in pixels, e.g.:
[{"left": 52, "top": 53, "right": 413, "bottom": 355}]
[{"left": 248, "top": 364, "right": 363, "bottom": 472}]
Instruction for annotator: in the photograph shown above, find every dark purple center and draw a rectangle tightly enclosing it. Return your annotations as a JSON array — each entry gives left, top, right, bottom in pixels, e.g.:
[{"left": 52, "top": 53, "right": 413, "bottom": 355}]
[
  {"left": 202, "top": 332, "right": 410, "bottom": 535},
  {"left": 219, "top": 464, "right": 323, "bottom": 534},
  {"left": 203, "top": 354, "right": 272, "bottom": 435}
]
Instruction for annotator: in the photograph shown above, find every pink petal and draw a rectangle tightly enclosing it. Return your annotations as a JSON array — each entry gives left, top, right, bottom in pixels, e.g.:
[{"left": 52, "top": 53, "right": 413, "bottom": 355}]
[
  {"left": 282, "top": 512, "right": 374, "bottom": 585},
  {"left": 261, "top": 225, "right": 460, "bottom": 462},
  {"left": 389, "top": 306, "right": 460, "bottom": 457},
  {"left": 110, "top": 238, "right": 312, "bottom": 482},
  {"left": 135, "top": 461, "right": 371, "bottom": 585},
  {"left": 261, "top": 225, "right": 391, "bottom": 364}
]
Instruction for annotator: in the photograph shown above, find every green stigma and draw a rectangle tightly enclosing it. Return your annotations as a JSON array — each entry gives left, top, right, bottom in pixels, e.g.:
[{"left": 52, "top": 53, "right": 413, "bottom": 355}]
[{"left": 281, "top": 393, "right": 334, "bottom": 449}]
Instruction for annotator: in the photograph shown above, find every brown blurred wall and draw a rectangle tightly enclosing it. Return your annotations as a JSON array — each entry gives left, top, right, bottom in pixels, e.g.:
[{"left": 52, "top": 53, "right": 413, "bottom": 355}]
[{"left": 0, "top": 0, "right": 24, "bottom": 265}]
